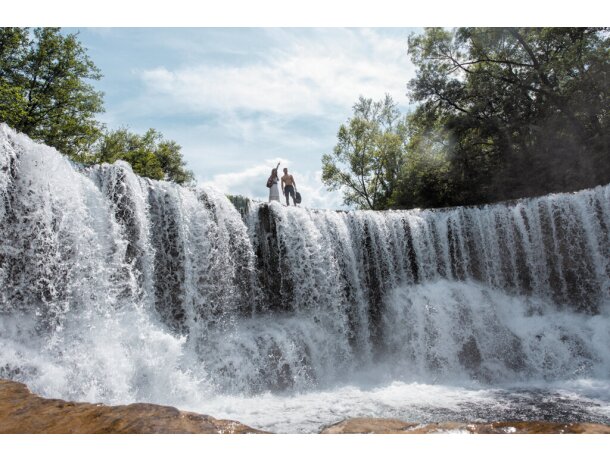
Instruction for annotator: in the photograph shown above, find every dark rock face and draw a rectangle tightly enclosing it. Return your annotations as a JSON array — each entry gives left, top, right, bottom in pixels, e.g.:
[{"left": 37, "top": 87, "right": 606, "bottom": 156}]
[
  {"left": 252, "top": 204, "right": 294, "bottom": 312},
  {"left": 458, "top": 336, "right": 482, "bottom": 372},
  {"left": 0, "top": 379, "right": 265, "bottom": 434},
  {"left": 147, "top": 187, "right": 189, "bottom": 335}
]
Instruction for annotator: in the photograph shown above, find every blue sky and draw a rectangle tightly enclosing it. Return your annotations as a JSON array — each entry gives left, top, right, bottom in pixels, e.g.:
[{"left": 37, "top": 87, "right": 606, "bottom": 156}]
[{"left": 65, "top": 28, "right": 419, "bottom": 209}]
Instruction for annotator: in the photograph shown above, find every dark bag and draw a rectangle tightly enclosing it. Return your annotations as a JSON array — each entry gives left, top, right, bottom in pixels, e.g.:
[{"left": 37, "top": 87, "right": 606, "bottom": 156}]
[
  {"left": 295, "top": 191, "right": 302, "bottom": 204},
  {"left": 266, "top": 176, "right": 274, "bottom": 188}
]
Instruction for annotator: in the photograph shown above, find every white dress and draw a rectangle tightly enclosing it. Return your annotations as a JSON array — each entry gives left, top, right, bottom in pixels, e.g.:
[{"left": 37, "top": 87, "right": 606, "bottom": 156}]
[{"left": 269, "top": 177, "right": 280, "bottom": 202}]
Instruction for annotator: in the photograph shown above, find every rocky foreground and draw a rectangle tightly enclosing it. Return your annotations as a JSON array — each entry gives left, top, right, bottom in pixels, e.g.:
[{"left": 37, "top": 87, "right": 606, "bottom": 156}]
[
  {"left": 0, "top": 379, "right": 264, "bottom": 434},
  {"left": 2, "top": 379, "right": 610, "bottom": 434},
  {"left": 320, "top": 418, "right": 610, "bottom": 434}
]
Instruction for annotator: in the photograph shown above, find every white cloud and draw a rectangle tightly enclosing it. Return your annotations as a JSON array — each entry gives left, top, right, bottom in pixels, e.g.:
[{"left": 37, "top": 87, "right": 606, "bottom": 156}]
[
  {"left": 202, "top": 158, "right": 286, "bottom": 198},
  {"left": 97, "top": 28, "right": 417, "bottom": 210},
  {"left": 297, "top": 169, "right": 346, "bottom": 210},
  {"left": 203, "top": 159, "right": 346, "bottom": 210},
  {"left": 138, "top": 29, "right": 414, "bottom": 117}
]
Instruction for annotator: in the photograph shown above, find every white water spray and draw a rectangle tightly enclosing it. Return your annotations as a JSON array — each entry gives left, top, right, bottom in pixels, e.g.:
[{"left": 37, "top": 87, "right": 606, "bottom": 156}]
[{"left": 1, "top": 124, "right": 609, "bottom": 431}]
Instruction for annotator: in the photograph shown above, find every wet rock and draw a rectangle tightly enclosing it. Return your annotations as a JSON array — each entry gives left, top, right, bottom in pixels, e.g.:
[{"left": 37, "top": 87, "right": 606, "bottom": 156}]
[
  {"left": 458, "top": 336, "right": 482, "bottom": 371},
  {"left": 320, "top": 417, "right": 610, "bottom": 434},
  {"left": 320, "top": 418, "right": 420, "bottom": 433},
  {"left": 0, "top": 379, "right": 265, "bottom": 434}
]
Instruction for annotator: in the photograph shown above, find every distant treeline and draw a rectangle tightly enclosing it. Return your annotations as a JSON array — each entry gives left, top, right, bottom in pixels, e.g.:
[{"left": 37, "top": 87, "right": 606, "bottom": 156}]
[
  {"left": 0, "top": 28, "right": 194, "bottom": 184},
  {"left": 2, "top": 28, "right": 608, "bottom": 203},
  {"left": 323, "top": 28, "right": 610, "bottom": 210}
]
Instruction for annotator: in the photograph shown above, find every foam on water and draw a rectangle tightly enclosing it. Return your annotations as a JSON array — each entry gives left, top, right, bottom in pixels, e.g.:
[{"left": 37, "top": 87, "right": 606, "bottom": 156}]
[
  {"left": 189, "top": 378, "right": 610, "bottom": 433},
  {"left": 1, "top": 123, "right": 609, "bottom": 432}
]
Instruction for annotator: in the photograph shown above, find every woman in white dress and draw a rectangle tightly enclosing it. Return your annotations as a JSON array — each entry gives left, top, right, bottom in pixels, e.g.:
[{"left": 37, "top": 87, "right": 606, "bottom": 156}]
[{"left": 268, "top": 168, "right": 280, "bottom": 203}]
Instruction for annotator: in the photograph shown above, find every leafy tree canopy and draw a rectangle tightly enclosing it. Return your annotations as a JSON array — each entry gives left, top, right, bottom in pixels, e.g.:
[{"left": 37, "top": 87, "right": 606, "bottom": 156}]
[
  {"left": 0, "top": 27, "right": 104, "bottom": 158},
  {"left": 322, "top": 95, "right": 408, "bottom": 210},
  {"left": 325, "top": 28, "right": 610, "bottom": 211},
  {"left": 95, "top": 128, "right": 195, "bottom": 185},
  {"left": 404, "top": 27, "right": 610, "bottom": 206},
  {"left": 0, "top": 27, "right": 195, "bottom": 186}
]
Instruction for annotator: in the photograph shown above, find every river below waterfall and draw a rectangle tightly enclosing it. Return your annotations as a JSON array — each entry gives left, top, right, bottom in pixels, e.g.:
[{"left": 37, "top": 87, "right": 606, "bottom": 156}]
[
  {"left": 1, "top": 123, "right": 609, "bottom": 433},
  {"left": 195, "top": 380, "right": 610, "bottom": 433}
]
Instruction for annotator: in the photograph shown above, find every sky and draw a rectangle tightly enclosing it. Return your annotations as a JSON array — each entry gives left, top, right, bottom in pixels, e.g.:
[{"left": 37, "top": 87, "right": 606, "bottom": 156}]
[{"left": 63, "top": 28, "right": 419, "bottom": 209}]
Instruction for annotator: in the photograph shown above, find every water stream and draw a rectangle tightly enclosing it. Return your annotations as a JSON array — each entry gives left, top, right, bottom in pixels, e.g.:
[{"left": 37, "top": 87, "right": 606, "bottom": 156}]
[{"left": 1, "top": 123, "right": 609, "bottom": 432}]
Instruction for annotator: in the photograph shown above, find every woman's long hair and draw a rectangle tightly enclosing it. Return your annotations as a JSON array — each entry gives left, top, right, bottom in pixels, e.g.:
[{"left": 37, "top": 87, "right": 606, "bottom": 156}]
[{"left": 270, "top": 168, "right": 278, "bottom": 179}]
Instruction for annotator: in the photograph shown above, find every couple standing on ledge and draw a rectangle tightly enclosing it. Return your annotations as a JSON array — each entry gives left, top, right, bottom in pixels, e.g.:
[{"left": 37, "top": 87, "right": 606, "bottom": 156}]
[{"left": 268, "top": 163, "right": 298, "bottom": 206}]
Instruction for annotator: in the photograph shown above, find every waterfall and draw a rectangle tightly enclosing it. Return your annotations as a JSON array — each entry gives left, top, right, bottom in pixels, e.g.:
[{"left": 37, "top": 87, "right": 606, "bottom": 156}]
[{"left": 1, "top": 123, "right": 609, "bottom": 408}]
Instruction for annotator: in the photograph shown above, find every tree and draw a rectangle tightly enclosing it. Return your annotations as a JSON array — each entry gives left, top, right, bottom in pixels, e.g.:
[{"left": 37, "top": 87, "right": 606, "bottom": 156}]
[
  {"left": 0, "top": 28, "right": 29, "bottom": 129},
  {"left": 95, "top": 128, "right": 195, "bottom": 185},
  {"left": 405, "top": 27, "right": 610, "bottom": 206},
  {"left": 322, "top": 95, "right": 407, "bottom": 210},
  {"left": 0, "top": 27, "right": 104, "bottom": 159},
  {"left": 391, "top": 111, "right": 457, "bottom": 209},
  {"left": 1, "top": 27, "right": 195, "bottom": 186}
]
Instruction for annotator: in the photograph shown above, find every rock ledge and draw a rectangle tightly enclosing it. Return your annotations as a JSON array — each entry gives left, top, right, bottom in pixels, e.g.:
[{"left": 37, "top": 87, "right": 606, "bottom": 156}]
[
  {"left": 0, "top": 379, "right": 265, "bottom": 434},
  {"left": 320, "top": 417, "right": 610, "bottom": 434}
]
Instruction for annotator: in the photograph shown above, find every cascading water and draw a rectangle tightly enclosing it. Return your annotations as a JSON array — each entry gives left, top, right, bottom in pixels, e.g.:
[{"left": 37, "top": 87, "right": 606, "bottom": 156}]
[{"left": 1, "top": 123, "right": 609, "bottom": 432}]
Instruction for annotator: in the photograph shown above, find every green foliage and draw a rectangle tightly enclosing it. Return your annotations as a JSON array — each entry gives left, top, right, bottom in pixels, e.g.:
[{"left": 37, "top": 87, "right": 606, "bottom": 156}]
[
  {"left": 94, "top": 128, "right": 195, "bottom": 185},
  {"left": 391, "top": 112, "right": 456, "bottom": 209},
  {"left": 322, "top": 95, "right": 408, "bottom": 210},
  {"left": 404, "top": 27, "right": 610, "bottom": 207},
  {"left": 0, "top": 27, "right": 195, "bottom": 186},
  {"left": 323, "top": 28, "right": 609, "bottom": 210},
  {"left": 226, "top": 194, "right": 251, "bottom": 216},
  {"left": 0, "top": 29, "right": 29, "bottom": 127},
  {"left": 0, "top": 27, "right": 104, "bottom": 158}
]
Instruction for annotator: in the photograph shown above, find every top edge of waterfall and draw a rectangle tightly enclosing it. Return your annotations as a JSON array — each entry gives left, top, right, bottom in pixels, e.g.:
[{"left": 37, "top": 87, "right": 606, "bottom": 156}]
[
  {"left": 0, "top": 122, "right": 209, "bottom": 193},
  {"left": 2, "top": 122, "right": 608, "bottom": 215},
  {"left": 253, "top": 180, "right": 609, "bottom": 216}
]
